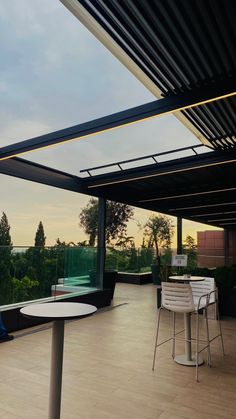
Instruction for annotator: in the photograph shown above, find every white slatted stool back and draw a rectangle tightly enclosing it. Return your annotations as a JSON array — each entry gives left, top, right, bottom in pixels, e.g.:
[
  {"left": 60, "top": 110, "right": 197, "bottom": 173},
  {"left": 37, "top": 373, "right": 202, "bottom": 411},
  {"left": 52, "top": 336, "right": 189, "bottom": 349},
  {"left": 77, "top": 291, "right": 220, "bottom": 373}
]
[{"left": 162, "top": 282, "right": 195, "bottom": 313}]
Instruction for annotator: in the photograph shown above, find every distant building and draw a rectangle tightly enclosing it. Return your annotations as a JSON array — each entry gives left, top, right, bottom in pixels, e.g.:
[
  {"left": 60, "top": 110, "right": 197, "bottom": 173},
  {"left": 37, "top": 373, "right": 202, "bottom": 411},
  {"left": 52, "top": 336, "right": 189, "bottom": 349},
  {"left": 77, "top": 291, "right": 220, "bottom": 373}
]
[{"left": 197, "top": 230, "right": 236, "bottom": 268}]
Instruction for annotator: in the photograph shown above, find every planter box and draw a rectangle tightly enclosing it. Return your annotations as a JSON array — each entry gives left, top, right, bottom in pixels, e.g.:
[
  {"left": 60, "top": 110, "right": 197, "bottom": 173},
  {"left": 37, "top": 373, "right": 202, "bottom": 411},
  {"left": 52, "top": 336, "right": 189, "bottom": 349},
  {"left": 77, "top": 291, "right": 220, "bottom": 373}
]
[
  {"left": 103, "top": 271, "right": 118, "bottom": 299},
  {"left": 117, "top": 272, "right": 152, "bottom": 285},
  {"left": 218, "top": 286, "right": 236, "bottom": 317}
]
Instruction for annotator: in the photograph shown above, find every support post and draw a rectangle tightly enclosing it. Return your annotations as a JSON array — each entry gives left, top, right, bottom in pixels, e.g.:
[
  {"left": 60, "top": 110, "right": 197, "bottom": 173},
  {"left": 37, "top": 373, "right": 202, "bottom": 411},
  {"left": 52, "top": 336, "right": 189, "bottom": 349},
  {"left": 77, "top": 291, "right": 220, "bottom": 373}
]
[
  {"left": 177, "top": 217, "right": 183, "bottom": 254},
  {"left": 224, "top": 228, "right": 230, "bottom": 266},
  {"left": 97, "top": 198, "right": 106, "bottom": 288},
  {"left": 49, "top": 320, "right": 64, "bottom": 419}
]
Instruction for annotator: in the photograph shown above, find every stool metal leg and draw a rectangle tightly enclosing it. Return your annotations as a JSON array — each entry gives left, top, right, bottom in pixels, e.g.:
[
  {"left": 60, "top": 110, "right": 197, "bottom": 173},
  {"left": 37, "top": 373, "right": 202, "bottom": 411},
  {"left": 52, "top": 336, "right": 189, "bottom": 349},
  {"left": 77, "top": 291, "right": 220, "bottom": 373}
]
[
  {"left": 172, "top": 312, "right": 176, "bottom": 359},
  {"left": 196, "top": 312, "right": 200, "bottom": 382},
  {"left": 216, "top": 298, "right": 225, "bottom": 356},
  {"left": 152, "top": 307, "right": 162, "bottom": 371},
  {"left": 204, "top": 308, "right": 212, "bottom": 367}
]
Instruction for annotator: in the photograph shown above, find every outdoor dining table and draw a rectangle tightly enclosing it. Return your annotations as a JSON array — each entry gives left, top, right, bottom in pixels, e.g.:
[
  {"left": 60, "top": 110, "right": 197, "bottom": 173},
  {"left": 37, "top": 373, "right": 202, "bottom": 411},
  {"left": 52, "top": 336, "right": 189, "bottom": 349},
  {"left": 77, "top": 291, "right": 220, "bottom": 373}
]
[
  {"left": 20, "top": 302, "right": 97, "bottom": 419},
  {"left": 168, "top": 275, "right": 205, "bottom": 366}
]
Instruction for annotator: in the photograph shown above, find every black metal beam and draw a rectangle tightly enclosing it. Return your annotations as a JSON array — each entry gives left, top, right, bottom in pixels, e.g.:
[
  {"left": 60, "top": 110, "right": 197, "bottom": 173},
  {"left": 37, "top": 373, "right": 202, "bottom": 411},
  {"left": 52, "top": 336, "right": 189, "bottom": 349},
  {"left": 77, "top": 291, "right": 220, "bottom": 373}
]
[
  {"left": 177, "top": 217, "right": 183, "bottom": 254},
  {"left": 0, "top": 157, "right": 86, "bottom": 193},
  {"left": 97, "top": 198, "right": 106, "bottom": 287},
  {"left": 83, "top": 150, "right": 236, "bottom": 189},
  {"left": 80, "top": 144, "right": 205, "bottom": 175},
  {"left": 0, "top": 78, "right": 235, "bottom": 160},
  {"left": 224, "top": 229, "right": 230, "bottom": 266}
]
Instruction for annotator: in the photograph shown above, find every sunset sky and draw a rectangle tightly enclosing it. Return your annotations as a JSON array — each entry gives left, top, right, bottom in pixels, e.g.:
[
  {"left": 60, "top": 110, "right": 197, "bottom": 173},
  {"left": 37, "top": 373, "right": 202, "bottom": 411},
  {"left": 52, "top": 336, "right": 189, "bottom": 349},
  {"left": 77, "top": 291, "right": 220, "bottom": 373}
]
[{"left": 0, "top": 0, "right": 220, "bottom": 247}]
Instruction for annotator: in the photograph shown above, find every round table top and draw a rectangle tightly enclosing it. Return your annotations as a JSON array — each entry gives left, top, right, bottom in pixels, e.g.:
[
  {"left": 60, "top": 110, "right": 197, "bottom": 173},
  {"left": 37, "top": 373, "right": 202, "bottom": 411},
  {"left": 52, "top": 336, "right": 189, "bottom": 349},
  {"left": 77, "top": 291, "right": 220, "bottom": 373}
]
[
  {"left": 20, "top": 302, "right": 97, "bottom": 320},
  {"left": 169, "top": 275, "right": 205, "bottom": 282}
]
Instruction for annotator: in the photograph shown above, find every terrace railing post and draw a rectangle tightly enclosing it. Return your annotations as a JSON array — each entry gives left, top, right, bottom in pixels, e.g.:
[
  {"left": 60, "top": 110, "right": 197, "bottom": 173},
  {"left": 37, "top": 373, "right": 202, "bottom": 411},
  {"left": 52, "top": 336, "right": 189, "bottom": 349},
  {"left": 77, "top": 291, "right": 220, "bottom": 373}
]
[
  {"left": 177, "top": 217, "right": 183, "bottom": 254},
  {"left": 97, "top": 198, "right": 106, "bottom": 288}
]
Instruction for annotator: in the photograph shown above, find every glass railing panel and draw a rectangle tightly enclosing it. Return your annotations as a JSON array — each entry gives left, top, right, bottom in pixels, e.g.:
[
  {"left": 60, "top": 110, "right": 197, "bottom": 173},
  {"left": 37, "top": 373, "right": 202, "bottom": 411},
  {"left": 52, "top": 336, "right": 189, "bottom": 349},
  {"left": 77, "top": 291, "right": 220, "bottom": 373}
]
[
  {"left": 137, "top": 248, "right": 156, "bottom": 273},
  {"left": 63, "top": 246, "right": 98, "bottom": 289},
  {"left": 0, "top": 245, "right": 100, "bottom": 308},
  {"left": 0, "top": 246, "right": 59, "bottom": 306}
]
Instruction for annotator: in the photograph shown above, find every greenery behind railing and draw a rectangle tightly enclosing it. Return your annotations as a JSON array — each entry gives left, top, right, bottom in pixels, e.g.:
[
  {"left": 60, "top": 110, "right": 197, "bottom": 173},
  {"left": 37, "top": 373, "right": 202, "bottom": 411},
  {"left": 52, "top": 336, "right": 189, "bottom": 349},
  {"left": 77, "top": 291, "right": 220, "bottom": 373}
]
[
  {"left": 105, "top": 247, "right": 156, "bottom": 273},
  {"left": 0, "top": 244, "right": 199, "bottom": 307},
  {"left": 0, "top": 245, "right": 98, "bottom": 306}
]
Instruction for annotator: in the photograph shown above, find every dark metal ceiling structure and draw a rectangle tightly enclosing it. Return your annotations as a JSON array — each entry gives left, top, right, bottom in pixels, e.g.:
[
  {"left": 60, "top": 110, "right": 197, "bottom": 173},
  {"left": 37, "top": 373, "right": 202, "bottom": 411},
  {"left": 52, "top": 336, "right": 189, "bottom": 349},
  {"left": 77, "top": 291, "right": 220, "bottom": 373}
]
[
  {"left": 0, "top": 157, "right": 85, "bottom": 193},
  {"left": 62, "top": 0, "right": 236, "bottom": 150},
  {"left": 80, "top": 149, "right": 236, "bottom": 229},
  {"left": 1, "top": 147, "right": 236, "bottom": 229}
]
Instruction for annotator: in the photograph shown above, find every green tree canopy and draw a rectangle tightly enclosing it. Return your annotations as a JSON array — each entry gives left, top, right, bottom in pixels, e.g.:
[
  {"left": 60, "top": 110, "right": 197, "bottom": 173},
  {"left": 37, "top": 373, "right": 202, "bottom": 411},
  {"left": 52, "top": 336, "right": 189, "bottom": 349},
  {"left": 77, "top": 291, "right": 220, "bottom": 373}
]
[
  {"left": 0, "top": 212, "right": 12, "bottom": 247},
  {"left": 184, "top": 235, "right": 197, "bottom": 251},
  {"left": 79, "top": 198, "right": 134, "bottom": 246},
  {"left": 142, "top": 214, "right": 174, "bottom": 263},
  {"left": 0, "top": 212, "right": 13, "bottom": 304},
  {"left": 34, "top": 221, "right": 46, "bottom": 247},
  {"left": 183, "top": 235, "right": 198, "bottom": 269}
]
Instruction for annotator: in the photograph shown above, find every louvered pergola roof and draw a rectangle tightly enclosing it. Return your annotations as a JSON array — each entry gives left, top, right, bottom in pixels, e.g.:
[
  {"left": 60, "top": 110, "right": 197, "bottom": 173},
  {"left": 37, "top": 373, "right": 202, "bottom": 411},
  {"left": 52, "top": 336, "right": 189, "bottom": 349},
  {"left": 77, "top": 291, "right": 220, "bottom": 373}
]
[{"left": 61, "top": 0, "right": 236, "bottom": 150}]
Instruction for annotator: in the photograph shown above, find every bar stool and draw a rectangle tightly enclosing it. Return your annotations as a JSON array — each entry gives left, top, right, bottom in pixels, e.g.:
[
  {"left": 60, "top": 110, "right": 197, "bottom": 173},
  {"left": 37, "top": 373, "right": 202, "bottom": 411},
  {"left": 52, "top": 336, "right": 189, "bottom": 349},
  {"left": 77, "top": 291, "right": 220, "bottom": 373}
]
[
  {"left": 152, "top": 282, "right": 211, "bottom": 381},
  {"left": 190, "top": 277, "right": 225, "bottom": 362}
]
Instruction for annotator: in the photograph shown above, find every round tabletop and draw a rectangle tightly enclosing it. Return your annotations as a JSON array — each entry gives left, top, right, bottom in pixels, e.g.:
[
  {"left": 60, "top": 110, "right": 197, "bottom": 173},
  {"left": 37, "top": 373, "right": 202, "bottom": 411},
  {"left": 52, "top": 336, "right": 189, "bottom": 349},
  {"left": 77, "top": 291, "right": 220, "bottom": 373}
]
[
  {"left": 169, "top": 275, "right": 205, "bottom": 282},
  {"left": 20, "top": 302, "right": 97, "bottom": 320}
]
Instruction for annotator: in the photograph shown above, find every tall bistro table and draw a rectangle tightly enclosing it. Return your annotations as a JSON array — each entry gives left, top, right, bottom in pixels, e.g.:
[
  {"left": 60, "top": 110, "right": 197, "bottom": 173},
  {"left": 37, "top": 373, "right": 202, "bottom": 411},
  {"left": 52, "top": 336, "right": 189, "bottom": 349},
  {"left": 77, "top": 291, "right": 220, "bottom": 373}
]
[
  {"left": 169, "top": 276, "right": 205, "bottom": 366},
  {"left": 20, "top": 302, "right": 97, "bottom": 419}
]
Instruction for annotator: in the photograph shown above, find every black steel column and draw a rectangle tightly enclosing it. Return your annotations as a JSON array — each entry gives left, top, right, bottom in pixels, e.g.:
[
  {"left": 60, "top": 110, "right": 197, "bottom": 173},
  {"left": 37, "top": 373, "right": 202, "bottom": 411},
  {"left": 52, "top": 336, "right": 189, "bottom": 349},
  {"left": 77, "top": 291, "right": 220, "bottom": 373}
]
[
  {"left": 97, "top": 198, "right": 106, "bottom": 288},
  {"left": 177, "top": 217, "right": 183, "bottom": 254},
  {"left": 224, "top": 228, "right": 230, "bottom": 266}
]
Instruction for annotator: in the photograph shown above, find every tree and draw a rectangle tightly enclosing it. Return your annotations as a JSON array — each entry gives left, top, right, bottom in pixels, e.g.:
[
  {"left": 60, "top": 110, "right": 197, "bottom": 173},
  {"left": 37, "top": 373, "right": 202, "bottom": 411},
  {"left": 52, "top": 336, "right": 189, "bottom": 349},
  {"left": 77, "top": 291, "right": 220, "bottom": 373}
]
[
  {"left": 34, "top": 221, "right": 46, "bottom": 247},
  {"left": 115, "top": 235, "right": 135, "bottom": 249},
  {"left": 0, "top": 212, "right": 12, "bottom": 248},
  {"left": 142, "top": 214, "right": 174, "bottom": 265},
  {"left": 0, "top": 212, "right": 13, "bottom": 304},
  {"left": 79, "top": 198, "right": 134, "bottom": 245},
  {"left": 183, "top": 235, "right": 198, "bottom": 269},
  {"left": 184, "top": 235, "right": 197, "bottom": 251}
]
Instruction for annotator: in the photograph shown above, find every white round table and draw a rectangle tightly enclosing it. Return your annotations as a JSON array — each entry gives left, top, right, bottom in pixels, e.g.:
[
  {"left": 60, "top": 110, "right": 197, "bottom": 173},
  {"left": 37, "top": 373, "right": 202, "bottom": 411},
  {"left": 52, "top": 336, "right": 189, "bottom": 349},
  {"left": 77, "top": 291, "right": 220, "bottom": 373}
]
[
  {"left": 20, "top": 302, "right": 97, "bottom": 419},
  {"left": 169, "top": 275, "right": 205, "bottom": 282},
  {"left": 168, "top": 276, "right": 205, "bottom": 366}
]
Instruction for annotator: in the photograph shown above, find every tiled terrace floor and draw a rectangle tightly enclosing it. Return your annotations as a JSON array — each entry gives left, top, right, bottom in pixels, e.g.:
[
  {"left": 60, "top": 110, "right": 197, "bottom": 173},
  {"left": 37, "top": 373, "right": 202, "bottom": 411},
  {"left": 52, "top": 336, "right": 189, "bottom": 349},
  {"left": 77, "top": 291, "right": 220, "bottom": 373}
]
[{"left": 0, "top": 283, "right": 236, "bottom": 419}]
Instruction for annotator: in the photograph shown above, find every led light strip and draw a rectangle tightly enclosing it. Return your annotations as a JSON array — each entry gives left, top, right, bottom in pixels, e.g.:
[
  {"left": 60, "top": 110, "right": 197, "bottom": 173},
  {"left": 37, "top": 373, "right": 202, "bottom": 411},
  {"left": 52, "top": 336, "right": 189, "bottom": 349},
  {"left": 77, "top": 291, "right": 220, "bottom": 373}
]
[
  {"left": 207, "top": 217, "right": 236, "bottom": 222},
  {"left": 190, "top": 211, "right": 236, "bottom": 217},
  {"left": 1, "top": 87, "right": 235, "bottom": 162},
  {"left": 219, "top": 222, "right": 236, "bottom": 226},
  {"left": 140, "top": 186, "right": 236, "bottom": 203},
  {"left": 170, "top": 201, "right": 236, "bottom": 211}
]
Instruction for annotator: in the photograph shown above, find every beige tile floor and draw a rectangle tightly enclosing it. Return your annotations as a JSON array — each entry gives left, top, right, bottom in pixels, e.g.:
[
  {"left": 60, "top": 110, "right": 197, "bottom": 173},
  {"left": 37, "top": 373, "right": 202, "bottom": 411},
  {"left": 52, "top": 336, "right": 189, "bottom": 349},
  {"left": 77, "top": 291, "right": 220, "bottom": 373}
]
[{"left": 0, "top": 283, "right": 235, "bottom": 419}]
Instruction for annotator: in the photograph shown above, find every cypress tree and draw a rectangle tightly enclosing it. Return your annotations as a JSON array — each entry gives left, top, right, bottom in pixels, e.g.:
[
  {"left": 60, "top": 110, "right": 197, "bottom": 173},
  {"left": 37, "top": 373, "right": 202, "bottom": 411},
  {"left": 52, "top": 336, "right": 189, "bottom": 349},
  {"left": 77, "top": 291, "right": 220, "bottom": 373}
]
[
  {"left": 34, "top": 221, "right": 46, "bottom": 247},
  {"left": 0, "top": 212, "right": 13, "bottom": 304}
]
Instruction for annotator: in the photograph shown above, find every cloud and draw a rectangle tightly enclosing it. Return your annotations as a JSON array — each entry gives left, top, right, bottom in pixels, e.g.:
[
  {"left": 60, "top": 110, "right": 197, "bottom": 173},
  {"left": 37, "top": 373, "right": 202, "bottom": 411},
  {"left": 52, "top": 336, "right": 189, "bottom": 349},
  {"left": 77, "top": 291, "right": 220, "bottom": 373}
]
[{"left": 0, "top": 0, "right": 205, "bottom": 246}]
